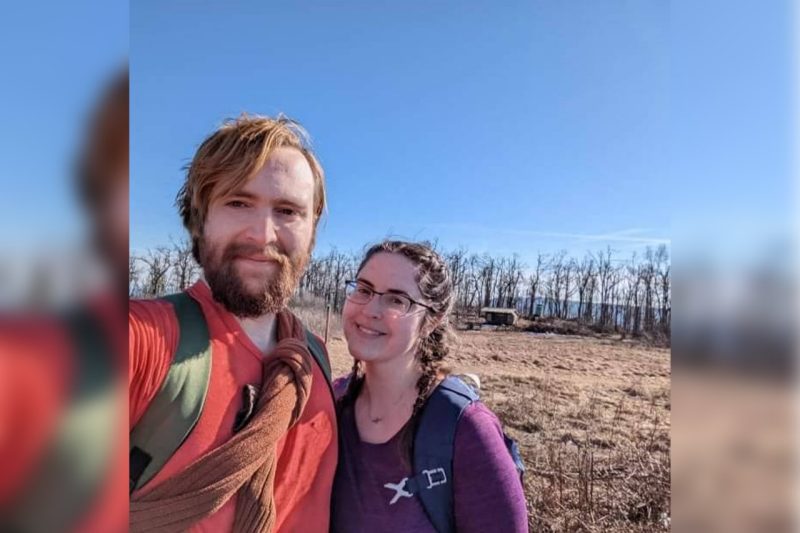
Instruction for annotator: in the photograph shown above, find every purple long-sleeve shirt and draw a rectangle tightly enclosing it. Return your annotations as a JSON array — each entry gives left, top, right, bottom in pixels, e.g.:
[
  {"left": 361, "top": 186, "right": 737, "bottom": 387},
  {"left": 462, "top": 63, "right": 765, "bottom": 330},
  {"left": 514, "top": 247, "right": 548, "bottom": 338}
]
[{"left": 332, "top": 379, "right": 529, "bottom": 532}]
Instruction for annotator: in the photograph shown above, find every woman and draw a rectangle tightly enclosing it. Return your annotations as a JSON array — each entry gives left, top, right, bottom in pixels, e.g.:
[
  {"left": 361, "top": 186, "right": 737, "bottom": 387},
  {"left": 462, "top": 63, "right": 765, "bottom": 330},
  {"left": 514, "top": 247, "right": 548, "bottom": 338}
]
[{"left": 332, "top": 241, "right": 528, "bottom": 532}]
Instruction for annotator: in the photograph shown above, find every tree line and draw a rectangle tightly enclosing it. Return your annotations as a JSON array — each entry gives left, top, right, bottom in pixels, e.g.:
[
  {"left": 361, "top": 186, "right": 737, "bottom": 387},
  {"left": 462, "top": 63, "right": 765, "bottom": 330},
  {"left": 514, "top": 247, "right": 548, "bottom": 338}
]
[{"left": 130, "top": 240, "right": 670, "bottom": 339}]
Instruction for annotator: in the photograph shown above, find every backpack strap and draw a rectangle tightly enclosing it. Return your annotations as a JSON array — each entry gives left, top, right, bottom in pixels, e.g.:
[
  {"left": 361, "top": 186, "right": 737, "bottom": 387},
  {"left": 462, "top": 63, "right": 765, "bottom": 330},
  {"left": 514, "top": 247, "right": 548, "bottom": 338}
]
[
  {"left": 129, "top": 292, "right": 212, "bottom": 493},
  {"left": 303, "top": 326, "right": 331, "bottom": 383},
  {"left": 2, "top": 309, "right": 117, "bottom": 533},
  {"left": 411, "top": 376, "right": 478, "bottom": 533}
]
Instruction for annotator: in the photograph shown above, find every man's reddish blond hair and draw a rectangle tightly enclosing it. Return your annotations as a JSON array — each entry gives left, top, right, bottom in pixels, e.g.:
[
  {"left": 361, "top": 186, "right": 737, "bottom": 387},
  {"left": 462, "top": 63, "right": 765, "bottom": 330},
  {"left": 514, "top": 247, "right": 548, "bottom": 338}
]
[{"left": 177, "top": 114, "right": 326, "bottom": 260}]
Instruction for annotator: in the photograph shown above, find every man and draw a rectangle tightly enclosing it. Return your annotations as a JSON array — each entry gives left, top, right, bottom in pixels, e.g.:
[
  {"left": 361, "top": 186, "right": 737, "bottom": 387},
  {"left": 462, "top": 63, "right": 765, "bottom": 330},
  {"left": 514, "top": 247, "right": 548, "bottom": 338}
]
[{"left": 128, "top": 115, "right": 336, "bottom": 532}]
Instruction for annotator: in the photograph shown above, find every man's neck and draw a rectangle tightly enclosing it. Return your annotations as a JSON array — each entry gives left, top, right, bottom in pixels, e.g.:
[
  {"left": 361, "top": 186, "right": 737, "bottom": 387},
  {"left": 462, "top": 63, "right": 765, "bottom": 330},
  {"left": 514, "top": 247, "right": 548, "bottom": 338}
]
[
  {"left": 236, "top": 313, "right": 279, "bottom": 356},
  {"left": 198, "top": 277, "right": 279, "bottom": 356}
]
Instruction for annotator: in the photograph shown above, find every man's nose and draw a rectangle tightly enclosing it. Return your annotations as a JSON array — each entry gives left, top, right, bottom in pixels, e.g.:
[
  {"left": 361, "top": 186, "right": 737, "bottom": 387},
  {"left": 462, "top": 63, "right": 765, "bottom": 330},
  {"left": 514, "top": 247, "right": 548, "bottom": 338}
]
[{"left": 246, "top": 209, "right": 279, "bottom": 246}]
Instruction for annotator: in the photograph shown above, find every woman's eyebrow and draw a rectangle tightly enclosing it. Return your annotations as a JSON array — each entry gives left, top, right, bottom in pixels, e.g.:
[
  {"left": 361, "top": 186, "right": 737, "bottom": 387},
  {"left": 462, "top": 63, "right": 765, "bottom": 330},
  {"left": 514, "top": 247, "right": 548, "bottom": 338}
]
[
  {"left": 385, "top": 288, "right": 412, "bottom": 297},
  {"left": 355, "top": 278, "right": 414, "bottom": 297}
]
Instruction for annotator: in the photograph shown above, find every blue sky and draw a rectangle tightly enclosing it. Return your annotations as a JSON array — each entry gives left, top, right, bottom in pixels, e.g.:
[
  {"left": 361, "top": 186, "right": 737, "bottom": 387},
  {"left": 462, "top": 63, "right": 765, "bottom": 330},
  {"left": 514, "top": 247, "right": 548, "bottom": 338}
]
[
  {"left": 0, "top": 0, "right": 127, "bottom": 250},
  {"left": 129, "top": 0, "right": 795, "bottom": 268},
  {"left": 130, "top": 1, "right": 671, "bottom": 265},
  {"left": 670, "top": 0, "right": 796, "bottom": 268}
]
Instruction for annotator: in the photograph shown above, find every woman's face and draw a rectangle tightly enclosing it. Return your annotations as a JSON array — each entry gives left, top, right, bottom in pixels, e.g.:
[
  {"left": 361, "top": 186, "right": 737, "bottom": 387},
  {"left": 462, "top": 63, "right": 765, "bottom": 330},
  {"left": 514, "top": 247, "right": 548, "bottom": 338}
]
[{"left": 342, "top": 252, "right": 429, "bottom": 366}]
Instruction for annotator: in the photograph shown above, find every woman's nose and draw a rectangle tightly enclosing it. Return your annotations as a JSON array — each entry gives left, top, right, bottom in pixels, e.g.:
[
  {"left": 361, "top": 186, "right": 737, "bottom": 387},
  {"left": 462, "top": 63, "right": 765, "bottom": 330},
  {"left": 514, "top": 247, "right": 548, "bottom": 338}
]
[{"left": 362, "top": 293, "right": 383, "bottom": 318}]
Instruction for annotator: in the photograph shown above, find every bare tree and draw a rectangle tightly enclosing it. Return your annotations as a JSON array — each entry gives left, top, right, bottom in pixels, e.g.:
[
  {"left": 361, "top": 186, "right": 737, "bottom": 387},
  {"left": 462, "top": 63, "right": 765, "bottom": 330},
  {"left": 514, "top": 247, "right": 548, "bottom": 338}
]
[
  {"left": 129, "top": 255, "right": 141, "bottom": 296},
  {"left": 478, "top": 255, "right": 496, "bottom": 309},
  {"left": 654, "top": 244, "right": 671, "bottom": 336},
  {"left": 543, "top": 250, "right": 568, "bottom": 318},
  {"left": 132, "top": 240, "right": 671, "bottom": 337},
  {"left": 595, "top": 247, "right": 619, "bottom": 330},
  {"left": 445, "top": 247, "right": 469, "bottom": 314},
  {"left": 299, "top": 248, "right": 356, "bottom": 311},
  {"left": 171, "top": 238, "right": 200, "bottom": 291},
  {"left": 526, "top": 253, "right": 547, "bottom": 317},
  {"left": 576, "top": 255, "right": 596, "bottom": 323},
  {"left": 140, "top": 247, "right": 172, "bottom": 297}
]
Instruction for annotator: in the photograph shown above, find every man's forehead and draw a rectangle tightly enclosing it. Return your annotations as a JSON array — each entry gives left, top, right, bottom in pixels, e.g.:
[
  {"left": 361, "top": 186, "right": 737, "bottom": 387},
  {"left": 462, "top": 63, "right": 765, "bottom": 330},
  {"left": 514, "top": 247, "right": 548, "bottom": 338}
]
[
  {"left": 225, "top": 147, "right": 314, "bottom": 198},
  {"left": 261, "top": 146, "right": 312, "bottom": 175}
]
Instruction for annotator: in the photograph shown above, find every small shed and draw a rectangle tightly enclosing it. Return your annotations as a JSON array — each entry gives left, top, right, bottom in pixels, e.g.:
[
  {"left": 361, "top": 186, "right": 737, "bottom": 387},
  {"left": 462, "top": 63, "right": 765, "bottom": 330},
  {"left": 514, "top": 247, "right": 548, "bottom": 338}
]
[{"left": 480, "top": 307, "right": 518, "bottom": 326}]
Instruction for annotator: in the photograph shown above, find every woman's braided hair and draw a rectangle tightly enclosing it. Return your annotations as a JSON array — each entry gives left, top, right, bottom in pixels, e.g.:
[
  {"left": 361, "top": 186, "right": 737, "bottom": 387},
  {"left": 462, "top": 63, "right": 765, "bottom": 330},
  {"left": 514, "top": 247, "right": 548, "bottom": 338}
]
[{"left": 340, "top": 240, "right": 456, "bottom": 463}]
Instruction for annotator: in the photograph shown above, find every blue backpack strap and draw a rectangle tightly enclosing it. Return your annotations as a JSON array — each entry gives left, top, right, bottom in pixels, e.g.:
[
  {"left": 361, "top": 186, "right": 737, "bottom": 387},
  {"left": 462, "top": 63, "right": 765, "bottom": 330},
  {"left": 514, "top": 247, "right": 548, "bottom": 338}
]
[
  {"left": 505, "top": 434, "right": 526, "bottom": 479},
  {"left": 411, "top": 376, "right": 478, "bottom": 533}
]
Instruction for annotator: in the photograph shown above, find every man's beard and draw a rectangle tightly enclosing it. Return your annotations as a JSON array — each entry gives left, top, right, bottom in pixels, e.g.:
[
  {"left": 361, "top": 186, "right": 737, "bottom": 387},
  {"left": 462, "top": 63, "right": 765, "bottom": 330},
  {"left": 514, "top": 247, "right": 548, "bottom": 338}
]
[{"left": 199, "top": 238, "right": 309, "bottom": 318}]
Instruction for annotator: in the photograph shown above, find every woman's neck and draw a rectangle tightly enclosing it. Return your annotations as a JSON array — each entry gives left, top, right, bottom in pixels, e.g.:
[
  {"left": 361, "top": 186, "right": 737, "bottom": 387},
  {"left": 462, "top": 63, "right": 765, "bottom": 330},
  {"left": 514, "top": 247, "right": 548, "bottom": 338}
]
[{"left": 359, "top": 356, "right": 420, "bottom": 418}]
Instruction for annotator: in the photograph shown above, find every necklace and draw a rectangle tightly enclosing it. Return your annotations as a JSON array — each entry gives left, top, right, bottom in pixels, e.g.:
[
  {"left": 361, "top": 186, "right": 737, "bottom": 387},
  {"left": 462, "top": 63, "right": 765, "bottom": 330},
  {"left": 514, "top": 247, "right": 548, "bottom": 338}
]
[{"left": 361, "top": 387, "right": 410, "bottom": 425}]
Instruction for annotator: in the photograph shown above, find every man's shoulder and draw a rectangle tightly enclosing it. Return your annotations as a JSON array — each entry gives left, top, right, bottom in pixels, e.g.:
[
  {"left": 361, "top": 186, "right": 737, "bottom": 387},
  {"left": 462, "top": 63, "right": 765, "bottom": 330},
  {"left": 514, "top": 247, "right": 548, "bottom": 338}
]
[
  {"left": 129, "top": 296, "right": 185, "bottom": 344},
  {"left": 130, "top": 296, "right": 175, "bottom": 321}
]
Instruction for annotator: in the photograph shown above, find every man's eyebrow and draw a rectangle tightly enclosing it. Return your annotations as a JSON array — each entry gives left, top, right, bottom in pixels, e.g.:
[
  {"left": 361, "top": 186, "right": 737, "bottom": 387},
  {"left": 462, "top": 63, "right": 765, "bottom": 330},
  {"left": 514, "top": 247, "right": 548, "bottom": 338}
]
[
  {"left": 224, "top": 190, "right": 258, "bottom": 201},
  {"left": 223, "top": 191, "right": 307, "bottom": 211},
  {"left": 275, "top": 198, "right": 307, "bottom": 211}
]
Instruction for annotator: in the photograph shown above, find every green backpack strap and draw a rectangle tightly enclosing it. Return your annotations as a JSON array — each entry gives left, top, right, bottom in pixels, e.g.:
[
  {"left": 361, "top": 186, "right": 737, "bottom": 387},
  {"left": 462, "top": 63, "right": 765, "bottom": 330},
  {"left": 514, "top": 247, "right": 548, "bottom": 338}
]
[
  {"left": 129, "top": 292, "right": 212, "bottom": 494},
  {"left": 303, "top": 327, "right": 331, "bottom": 383},
  {"left": 1, "top": 308, "right": 117, "bottom": 533}
]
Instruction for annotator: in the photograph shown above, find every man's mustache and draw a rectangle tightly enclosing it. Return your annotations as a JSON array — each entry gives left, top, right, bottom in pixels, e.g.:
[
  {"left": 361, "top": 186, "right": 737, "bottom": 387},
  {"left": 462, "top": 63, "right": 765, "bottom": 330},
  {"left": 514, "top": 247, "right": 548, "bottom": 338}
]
[{"left": 223, "top": 242, "right": 290, "bottom": 266}]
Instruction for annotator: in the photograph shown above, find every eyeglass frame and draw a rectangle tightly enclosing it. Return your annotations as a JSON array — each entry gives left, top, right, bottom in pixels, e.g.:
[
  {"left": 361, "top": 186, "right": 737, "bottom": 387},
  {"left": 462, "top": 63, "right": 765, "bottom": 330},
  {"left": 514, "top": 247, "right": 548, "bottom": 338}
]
[{"left": 344, "top": 279, "right": 435, "bottom": 315}]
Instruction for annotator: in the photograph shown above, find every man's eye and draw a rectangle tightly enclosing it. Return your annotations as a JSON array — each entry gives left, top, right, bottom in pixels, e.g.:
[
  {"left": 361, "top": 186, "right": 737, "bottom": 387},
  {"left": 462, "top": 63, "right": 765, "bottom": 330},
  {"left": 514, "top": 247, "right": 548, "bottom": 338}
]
[
  {"left": 277, "top": 207, "right": 298, "bottom": 216},
  {"left": 227, "top": 200, "right": 248, "bottom": 208}
]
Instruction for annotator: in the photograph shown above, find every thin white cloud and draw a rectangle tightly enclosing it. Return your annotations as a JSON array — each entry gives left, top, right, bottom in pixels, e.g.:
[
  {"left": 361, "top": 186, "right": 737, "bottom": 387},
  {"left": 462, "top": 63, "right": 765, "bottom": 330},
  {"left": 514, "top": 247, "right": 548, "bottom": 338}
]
[{"left": 423, "top": 223, "right": 670, "bottom": 246}]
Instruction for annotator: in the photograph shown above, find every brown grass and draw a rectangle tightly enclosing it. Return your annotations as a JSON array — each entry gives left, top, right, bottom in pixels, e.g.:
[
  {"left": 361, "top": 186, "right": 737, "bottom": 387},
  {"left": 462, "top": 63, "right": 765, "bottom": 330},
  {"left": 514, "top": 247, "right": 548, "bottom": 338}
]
[
  {"left": 290, "top": 293, "right": 342, "bottom": 343},
  {"left": 293, "top": 304, "right": 671, "bottom": 532}
]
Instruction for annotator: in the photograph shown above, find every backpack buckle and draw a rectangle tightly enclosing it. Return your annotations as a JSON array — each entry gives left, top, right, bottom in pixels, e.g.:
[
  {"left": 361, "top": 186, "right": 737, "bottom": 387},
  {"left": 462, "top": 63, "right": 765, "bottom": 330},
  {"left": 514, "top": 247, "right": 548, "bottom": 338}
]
[{"left": 422, "top": 467, "right": 447, "bottom": 489}]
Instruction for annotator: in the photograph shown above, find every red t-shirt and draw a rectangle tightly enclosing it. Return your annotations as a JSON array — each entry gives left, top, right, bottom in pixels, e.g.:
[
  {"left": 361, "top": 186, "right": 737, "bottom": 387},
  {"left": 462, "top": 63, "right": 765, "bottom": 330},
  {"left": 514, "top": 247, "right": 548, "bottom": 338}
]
[{"left": 129, "top": 281, "right": 337, "bottom": 533}]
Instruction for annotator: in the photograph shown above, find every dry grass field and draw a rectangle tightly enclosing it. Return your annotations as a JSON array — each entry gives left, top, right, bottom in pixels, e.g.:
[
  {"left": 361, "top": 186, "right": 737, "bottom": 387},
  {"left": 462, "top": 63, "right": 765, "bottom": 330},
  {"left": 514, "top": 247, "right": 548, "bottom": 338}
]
[{"left": 295, "top": 303, "right": 671, "bottom": 532}]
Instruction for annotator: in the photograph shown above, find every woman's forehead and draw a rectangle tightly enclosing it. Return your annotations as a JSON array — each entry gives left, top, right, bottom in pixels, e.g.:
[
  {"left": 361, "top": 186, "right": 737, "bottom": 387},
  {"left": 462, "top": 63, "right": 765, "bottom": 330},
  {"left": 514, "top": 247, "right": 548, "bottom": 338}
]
[{"left": 358, "top": 252, "right": 422, "bottom": 297}]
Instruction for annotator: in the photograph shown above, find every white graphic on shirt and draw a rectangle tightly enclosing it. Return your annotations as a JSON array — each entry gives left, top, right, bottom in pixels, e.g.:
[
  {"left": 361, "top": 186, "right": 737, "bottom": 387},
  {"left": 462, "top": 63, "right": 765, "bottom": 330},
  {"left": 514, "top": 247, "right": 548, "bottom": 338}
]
[{"left": 384, "top": 477, "right": 413, "bottom": 505}]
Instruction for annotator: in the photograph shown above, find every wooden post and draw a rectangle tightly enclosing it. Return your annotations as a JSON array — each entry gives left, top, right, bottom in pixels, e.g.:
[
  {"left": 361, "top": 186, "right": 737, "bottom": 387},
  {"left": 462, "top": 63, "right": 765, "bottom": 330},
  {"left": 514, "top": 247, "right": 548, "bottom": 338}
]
[{"left": 324, "top": 302, "right": 332, "bottom": 344}]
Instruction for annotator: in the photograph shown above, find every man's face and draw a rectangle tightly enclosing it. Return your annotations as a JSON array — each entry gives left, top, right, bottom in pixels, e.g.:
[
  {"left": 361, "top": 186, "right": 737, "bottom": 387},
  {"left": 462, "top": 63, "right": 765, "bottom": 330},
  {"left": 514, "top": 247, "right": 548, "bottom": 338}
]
[{"left": 198, "top": 146, "right": 316, "bottom": 317}]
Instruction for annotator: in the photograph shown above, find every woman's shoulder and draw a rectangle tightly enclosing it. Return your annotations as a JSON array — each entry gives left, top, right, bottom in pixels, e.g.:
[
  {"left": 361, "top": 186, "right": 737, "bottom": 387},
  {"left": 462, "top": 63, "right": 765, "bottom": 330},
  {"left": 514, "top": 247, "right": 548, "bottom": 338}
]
[{"left": 457, "top": 401, "right": 504, "bottom": 438}]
